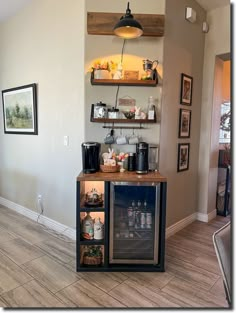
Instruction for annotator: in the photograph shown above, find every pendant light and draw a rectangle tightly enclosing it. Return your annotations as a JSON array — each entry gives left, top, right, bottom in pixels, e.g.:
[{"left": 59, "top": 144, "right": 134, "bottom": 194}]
[{"left": 113, "top": 2, "right": 143, "bottom": 39}]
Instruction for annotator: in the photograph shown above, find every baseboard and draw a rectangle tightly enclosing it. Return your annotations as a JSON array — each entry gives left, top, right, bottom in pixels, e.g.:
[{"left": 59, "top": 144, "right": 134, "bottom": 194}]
[
  {"left": 0, "top": 197, "right": 76, "bottom": 240},
  {"left": 0, "top": 196, "right": 217, "bottom": 242},
  {"left": 166, "top": 212, "right": 197, "bottom": 238},
  {"left": 196, "top": 209, "right": 217, "bottom": 222}
]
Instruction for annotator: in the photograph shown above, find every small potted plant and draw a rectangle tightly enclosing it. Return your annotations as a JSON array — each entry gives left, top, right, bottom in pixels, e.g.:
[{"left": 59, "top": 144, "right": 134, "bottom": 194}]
[{"left": 83, "top": 245, "right": 103, "bottom": 266}]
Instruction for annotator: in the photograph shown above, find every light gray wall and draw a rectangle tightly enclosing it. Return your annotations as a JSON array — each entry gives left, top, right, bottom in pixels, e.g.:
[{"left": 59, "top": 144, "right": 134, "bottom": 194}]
[
  {"left": 85, "top": 0, "right": 165, "bottom": 153},
  {"left": 198, "top": 5, "right": 230, "bottom": 214},
  {"left": 0, "top": 0, "right": 85, "bottom": 227},
  {"left": 160, "top": 0, "right": 206, "bottom": 227}
]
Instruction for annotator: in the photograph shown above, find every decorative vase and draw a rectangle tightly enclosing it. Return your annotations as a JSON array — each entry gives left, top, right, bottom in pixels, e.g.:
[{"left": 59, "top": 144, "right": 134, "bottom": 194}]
[{"left": 94, "top": 69, "right": 111, "bottom": 79}]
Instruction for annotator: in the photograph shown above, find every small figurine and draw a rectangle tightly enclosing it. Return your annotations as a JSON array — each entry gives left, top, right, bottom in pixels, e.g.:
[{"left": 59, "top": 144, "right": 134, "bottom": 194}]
[{"left": 135, "top": 106, "right": 141, "bottom": 119}]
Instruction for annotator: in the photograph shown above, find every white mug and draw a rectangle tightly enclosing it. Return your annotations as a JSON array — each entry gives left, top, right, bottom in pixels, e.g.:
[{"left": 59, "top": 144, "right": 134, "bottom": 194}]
[
  {"left": 116, "top": 136, "right": 127, "bottom": 145},
  {"left": 129, "top": 135, "right": 139, "bottom": 145}
]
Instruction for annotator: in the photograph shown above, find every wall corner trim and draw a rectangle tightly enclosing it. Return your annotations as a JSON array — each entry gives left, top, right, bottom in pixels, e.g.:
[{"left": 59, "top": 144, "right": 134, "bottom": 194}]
[
  {"left": 166, "top": 212, "right": 197, "bottom": 238},
  {"left": 196, "top": 210, "right": 217, "bottom": 223},
  {"left": 0, "top": 197, "right": 76, "bottom": 240}
]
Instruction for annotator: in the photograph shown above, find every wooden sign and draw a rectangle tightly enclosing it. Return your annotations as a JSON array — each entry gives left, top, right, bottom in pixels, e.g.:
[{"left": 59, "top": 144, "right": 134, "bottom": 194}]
[
  {"left": 124, "top": 71, "right": 139, "bottom": 80},
  {"left": 119, "top": 98, "right": 136, "bottom": 106}
]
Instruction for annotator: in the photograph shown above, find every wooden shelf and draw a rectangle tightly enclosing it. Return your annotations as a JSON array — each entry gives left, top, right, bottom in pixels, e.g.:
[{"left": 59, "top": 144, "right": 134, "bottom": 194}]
[
  {"left": 87, "top": 12, "right": 165, "bottom": 37},
  {"left": 91, "top": 118, "right": 156, "bottom": 124},
  {"left": 91, "top": 78, "right": 158, "bottom": 87}
]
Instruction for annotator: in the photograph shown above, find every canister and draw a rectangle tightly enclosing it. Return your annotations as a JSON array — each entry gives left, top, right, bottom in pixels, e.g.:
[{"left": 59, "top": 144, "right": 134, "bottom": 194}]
[
  {"left": 108, "top": 107, "right": 120, "bottom": 119},
  {"left": 93, "top": 101, "right": 107, "bottom": 118}
]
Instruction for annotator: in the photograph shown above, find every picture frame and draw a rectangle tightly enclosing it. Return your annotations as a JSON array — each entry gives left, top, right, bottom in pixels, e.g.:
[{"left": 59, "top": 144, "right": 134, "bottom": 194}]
[
  {"left": 180, "top": 73, "right": 193, "bottom": 105},
  {"left": 2, "top": 84, "right": 37, "bottom": 135},
  {"left": 177, "top": 143, "right": 190, "bottom": 172},
  {"left": 178, "top": 108, "right": 191, "bottom": 138}
]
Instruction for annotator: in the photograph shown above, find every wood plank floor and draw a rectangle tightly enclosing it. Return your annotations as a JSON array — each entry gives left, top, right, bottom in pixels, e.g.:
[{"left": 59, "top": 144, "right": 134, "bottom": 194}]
[{"left": 0, "top": 205, "right": 230, "bottom": 308}]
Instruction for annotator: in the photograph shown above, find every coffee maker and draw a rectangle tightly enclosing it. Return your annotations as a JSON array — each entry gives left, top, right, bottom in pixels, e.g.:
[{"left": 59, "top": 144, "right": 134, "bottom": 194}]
[
  {"left": 81, "top": 142, "right": 100, "bottom": 174},
  {"left": 136, "top": 142, "right": 149, "bottom": 174}
]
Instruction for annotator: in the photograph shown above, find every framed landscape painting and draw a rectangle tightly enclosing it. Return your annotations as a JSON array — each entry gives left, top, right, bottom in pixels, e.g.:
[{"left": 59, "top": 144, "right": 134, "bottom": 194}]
[
  {"left": 177, "top": 143, "right": 190, "bottom": 172},
  {"left": 2, "top": 84, "right": 37, "bottom": 134}
]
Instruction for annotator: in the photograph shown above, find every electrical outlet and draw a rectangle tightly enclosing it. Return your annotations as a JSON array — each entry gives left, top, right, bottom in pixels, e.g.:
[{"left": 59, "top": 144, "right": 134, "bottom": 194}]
[{"left": 38, "top": 195, "right": 42, "bottom": 200}]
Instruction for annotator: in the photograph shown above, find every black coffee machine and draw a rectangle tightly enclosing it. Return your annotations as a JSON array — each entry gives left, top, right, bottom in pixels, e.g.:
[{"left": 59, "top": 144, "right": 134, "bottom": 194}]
[
  {"left": 136, "top": 142, "right": 149, "bottom": 174},
  {"left": 81, "top": 142, "right": 100, "bottom": 173}
]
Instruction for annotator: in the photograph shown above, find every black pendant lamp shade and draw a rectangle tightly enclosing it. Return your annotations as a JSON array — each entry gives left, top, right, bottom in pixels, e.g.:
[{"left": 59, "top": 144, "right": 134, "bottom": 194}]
[{"left": 113, "top": 2, "right": 143, "bottom": 39}]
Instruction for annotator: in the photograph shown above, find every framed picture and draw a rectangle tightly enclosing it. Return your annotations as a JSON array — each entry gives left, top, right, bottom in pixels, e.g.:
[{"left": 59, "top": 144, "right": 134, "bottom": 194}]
[
  {"left": 180, "top": 73, "right": 193, "bottom": 105},
  {"left": 2, "top": 84, "right": 37, "bottom": 135},
  {"left": 179, "top": 109, "right": 191, "bottom": 138},
  {"left": 177, "top": 143, "right": 190, "bottom": 172}
]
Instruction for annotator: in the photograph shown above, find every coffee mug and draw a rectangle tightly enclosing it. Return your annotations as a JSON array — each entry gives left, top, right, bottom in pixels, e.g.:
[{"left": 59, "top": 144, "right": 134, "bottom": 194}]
[
  {"left": 128, "top": 135, "right": 139, "bottom": 145},
  {"left": 116, "top": 135, "right": 127, "bottom": 145},
  {"left": 104, "top": 130, "right": 115, "bottom": 144}
]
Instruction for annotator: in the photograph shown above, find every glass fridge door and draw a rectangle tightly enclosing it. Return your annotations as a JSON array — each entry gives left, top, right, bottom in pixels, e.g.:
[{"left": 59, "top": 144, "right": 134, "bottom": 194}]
[{"left": 109, "top": 182, "right": 160, "bottom": 264}]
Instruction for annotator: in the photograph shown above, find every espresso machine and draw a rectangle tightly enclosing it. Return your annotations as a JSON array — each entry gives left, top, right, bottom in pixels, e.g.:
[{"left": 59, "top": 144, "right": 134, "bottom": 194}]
[{"left": 136, "top": 142, "right": 149, "bottom": 174}]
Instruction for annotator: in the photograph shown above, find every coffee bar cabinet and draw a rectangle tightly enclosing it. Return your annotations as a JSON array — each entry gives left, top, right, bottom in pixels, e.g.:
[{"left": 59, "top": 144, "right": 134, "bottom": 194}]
[{"left": 76, "top": 171, "right": 167, "bottom": 272}]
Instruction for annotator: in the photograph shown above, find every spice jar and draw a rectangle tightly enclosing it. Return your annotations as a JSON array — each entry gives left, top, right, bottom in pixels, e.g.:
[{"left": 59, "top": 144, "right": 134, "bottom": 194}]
[{"left": 108, "top": 107, "right": 120, "bottom": 119}]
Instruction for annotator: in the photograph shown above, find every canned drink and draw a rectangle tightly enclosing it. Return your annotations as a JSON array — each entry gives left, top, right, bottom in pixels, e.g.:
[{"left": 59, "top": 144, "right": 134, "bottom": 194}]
[
  {"left": 141, "top": 212, "right": 146, "bottom": 229},
  {"left": 146, "top": 212, "right": 152, "bottom": 229}
]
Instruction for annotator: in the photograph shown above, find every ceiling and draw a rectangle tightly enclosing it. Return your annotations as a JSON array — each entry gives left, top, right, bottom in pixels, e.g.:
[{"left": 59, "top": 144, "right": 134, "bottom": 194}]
[
  {"left": 195, "top": 0, "right": 230, "bottom": 12},
  {"left": 0, "top": 0, "right": 230, "bottom": 22}
]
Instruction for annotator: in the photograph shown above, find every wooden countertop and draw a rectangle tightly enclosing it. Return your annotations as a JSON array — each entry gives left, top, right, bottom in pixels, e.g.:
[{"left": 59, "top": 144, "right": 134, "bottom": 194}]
[{"left": 77, "top": 171, "right": 167, "bottom": 182}]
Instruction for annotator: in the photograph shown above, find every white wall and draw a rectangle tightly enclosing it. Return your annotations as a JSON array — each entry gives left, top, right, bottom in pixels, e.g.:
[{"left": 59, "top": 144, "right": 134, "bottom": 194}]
[
  {"left": 0, "top": 0, "right": 85, "bottom": 227},
  {"left": 160, "top": 0, "right": 206, "bottom": 227},
  {"left": 198, "top": 5, "right": 230, "bottom": 215},
  {"left": 85, "top": 0, "right": 165, "bottom": 153}
]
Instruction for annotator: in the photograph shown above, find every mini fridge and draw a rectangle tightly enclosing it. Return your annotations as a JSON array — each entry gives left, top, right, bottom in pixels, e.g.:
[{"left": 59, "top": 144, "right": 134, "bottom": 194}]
[{"left": 109, "top": 182, "right": 160, "bottom": 264}]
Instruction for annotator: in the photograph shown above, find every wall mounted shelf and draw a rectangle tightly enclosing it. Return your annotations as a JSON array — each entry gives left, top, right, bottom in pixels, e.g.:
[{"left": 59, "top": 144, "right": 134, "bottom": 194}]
[
  {"left": 91, "top": 118, "right": 156, "bottom": 124},
  {"left": 91, "top": 118, "right": 157, "bottom": 129},
  {"left": 87, "top": 12, "right": 165, "bottom": 37},
  {"left": 91, "top": 78, "right": 158, "bottom": 87}
]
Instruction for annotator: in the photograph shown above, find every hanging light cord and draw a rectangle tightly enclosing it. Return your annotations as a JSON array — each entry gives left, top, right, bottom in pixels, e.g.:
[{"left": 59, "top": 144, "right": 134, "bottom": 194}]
[{"left": 115, "top": 39, "right": 126, "bottom": 109}]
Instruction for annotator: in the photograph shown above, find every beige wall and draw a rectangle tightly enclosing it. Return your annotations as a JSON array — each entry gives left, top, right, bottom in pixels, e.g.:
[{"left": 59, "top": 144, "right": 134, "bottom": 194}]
[
  {"left": 198, "top": 5, "right": 230, "bottom": 215},
  {"left": 160, "top": 0, "right": 206, "bottom": 227},
  {"left": 85, "top": 0, "right": 165, "bottom": 152},
  {"left": 0, "top": 0, "right": 85, "bottom": 227},
  {"left": 222, "top": 60, "right": 230, "bottom": 102}
]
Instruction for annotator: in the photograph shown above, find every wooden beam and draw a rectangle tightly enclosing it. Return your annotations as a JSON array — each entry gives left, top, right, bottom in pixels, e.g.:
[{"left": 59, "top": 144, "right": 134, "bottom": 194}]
[{"left": 87, "top": 12, "right": 165, "bottom": 37}]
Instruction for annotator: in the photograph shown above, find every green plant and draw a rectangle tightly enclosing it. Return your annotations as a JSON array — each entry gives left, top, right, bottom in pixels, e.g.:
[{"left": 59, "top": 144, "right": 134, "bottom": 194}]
[{"left": 84, "top": 246, "right": 102, "bottom": 257}]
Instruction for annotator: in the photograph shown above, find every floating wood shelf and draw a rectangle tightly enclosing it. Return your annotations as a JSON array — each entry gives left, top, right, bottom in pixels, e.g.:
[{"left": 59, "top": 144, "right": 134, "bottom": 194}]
[
  {"left": 87, "top": 12, "right": 165, "bottom": 37},
  {"left": 91, "top": 78, "right": 158, "bottom": 87}
]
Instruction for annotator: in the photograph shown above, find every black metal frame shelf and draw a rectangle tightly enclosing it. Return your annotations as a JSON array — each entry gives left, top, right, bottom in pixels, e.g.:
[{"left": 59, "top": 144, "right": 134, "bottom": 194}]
[{"left": 76, "top": 179, "right": 167, "bottom": 272}]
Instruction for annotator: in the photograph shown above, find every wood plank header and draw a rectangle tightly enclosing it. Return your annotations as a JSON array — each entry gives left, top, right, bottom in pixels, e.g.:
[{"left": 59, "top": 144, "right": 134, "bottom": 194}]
[{"left": 87, "top": 12, "right": 165, "bottom": 37}]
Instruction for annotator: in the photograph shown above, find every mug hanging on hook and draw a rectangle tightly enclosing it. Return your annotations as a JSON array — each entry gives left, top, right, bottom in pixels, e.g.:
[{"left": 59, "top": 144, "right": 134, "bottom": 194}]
[{"left": 104, "top": 129, "right": 115, "bottom": 144}]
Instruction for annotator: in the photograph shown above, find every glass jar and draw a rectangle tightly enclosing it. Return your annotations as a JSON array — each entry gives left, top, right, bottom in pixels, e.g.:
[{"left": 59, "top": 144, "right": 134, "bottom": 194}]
[
  {"left": 93, "top": 101, "right": 107, "bottom": 118},
  {"left": 108, "top": 107, "right": 120, "bottom": 119}
]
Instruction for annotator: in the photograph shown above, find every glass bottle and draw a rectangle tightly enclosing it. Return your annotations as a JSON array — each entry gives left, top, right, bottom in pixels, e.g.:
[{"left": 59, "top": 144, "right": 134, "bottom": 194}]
[
  {"left": 128, "top": 200, "right": 135, "bottom": 227},
  {"left": 145, "top": 201, "right": 152, "bottom": 229},
  {"left": 82, "top": 212, "right": 94, "bottom": 239},
  {"left": 141, "top": 200, "right": 147, "bottom": 229},
  {"left": 135, "top": 200, "right": 141, "bottom": 229},
  {"left": 94, "top": 217, "right": 104, "bottom": 240},
  {"left": 148, "top": 96, "right": 156, "bottom": 120}
]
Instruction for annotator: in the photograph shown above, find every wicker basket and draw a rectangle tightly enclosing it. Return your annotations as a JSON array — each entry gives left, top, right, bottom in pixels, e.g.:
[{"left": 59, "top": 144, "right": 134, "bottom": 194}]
[
  {"left": 100, "top": 164, "right": 120, "bottom": 173},
  {"left": 83, "top": 256, "right": 102, "bottom": 266}
]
